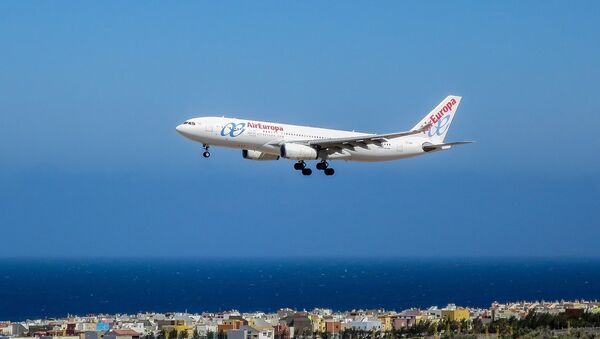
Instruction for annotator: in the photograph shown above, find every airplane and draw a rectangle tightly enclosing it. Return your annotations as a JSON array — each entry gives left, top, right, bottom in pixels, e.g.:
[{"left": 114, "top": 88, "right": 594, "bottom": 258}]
[{"left": 176, "top": 95, "right": 471, "bottom": 176}]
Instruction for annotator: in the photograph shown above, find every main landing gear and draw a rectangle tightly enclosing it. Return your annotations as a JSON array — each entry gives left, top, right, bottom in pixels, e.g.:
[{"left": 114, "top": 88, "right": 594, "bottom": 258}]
[
  {"left": 202, "top": 144, "right": 211, "bottom": 158},
  {"left": 294, "top": 161, "right": 312, "bottom": 176},
  {"left": 316, "top": 161, "right": 335, "bottom": 176},
  {"left": 293, "top": 161, "right": 335, "bottom": 176}
]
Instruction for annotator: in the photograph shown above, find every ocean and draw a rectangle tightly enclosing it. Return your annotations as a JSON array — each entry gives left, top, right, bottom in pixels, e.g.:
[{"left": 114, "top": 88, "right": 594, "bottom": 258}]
[{"left": 1, "top": 258, "right": 599, "bottom": 321}]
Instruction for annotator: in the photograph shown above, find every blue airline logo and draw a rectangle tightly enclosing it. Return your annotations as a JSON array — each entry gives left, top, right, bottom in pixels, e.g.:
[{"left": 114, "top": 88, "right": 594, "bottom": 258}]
[
  {"left": 428, "top": 115, "right": 451, "bottom": 137},
  {"left": 221, "top": 122, "right": 246, "bottom": 137},
  {"left": 425, "top": 97, "right": 457, "bottom": 137}
]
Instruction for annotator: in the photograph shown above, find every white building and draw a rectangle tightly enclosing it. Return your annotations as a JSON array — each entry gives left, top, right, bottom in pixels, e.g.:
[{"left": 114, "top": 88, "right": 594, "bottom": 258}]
[
  {"left": 0, "top": 324, "right": 12, "bottom": 336},
  {"left": 227, "top": 325, "right": 273, "bottom": 339},
  {"left": 347, "top": 318, "right": 381, "bottom": 331},
  {"left": 424, "top": 306, "right": 442, "bottom": 320},
  {"left": 195, "top": 323, "right": 218, "bottom": 336}
]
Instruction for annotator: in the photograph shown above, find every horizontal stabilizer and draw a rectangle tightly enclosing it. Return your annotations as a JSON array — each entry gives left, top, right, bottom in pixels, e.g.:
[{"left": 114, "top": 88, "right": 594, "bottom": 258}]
[{"left": 422, "top": 141, "right": 473, "bottom": 152}]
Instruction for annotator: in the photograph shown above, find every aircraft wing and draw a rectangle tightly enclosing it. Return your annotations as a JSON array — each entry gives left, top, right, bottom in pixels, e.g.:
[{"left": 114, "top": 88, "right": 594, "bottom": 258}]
[
  {"left": 280, "top": 123, "right": 433, "bottom": 149},
  {"left": 422, "top": 141, "right": 474, "bottom": 152}
]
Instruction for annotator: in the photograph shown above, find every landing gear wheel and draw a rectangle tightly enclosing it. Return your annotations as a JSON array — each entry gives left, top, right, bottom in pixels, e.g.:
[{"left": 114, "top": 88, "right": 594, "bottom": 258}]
[
  {"left": 301, "top": 168, "right": 312, "bottom": 176},
  {"left": 202, "top": 144, "right": 210, "bottom": 158},
  {"left": 324, "top": 168, "right": 335, "bottom": 176},
  {"left": 294, "top": 161, "right": 306, "bottom": 171},
  {"left": 316, "top": 161, "right": 329, "bottom": 170}
]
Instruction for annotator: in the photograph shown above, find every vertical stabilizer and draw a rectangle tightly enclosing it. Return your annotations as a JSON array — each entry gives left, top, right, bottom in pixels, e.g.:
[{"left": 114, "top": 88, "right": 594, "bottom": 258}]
[{"left": 412, "top": 95, "right": 462, "bottom": 143}]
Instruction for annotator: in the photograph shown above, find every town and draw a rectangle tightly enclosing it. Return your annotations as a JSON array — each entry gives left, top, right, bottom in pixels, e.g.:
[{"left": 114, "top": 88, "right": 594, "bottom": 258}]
[{"left": 2, "top": 301, "right": 600, "bottom": 339}]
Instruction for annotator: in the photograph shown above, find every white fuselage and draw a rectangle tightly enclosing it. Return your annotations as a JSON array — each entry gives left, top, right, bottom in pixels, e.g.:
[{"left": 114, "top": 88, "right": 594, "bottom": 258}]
[{"left": 176, "top": 117, "right": 428, "bottom": 162}]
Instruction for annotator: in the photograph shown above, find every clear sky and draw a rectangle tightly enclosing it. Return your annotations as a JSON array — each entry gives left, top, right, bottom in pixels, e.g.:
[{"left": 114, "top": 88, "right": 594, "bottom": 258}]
[{"left": 1, "top": 1, "right": 599, "bottom": 257}]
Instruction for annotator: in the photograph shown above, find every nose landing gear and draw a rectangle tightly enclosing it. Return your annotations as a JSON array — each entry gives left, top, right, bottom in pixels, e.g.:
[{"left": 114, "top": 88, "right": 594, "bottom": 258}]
[{"left": 202, "top": 144, "right": 211, "bottom": 158}]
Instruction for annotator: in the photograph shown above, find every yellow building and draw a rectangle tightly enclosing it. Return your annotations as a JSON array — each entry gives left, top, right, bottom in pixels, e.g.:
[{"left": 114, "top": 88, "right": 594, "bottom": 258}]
[
  {"left": 378, "top": 315, "right": 393, "bottom": 332},
  {"left": 309, "top": 315, "right": 325, "bottom": 333},
  {"left": 441, "top": 308, "right": 469, "bottom": 322},
  {"left": 163, "top": 320, "right": 193, "bottom": 339}
]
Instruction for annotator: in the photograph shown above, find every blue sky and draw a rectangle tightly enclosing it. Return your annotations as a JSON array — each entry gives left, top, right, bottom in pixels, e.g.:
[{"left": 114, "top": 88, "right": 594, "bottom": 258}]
[{"left": 1, "top": 1, "right": 599, "bottom": 257}]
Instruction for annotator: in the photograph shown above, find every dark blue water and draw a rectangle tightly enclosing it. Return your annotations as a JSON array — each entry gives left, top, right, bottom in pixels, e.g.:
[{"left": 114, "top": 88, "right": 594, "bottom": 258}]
[{"left": 1, "top": 258, "right": 599, "bottom": 321}]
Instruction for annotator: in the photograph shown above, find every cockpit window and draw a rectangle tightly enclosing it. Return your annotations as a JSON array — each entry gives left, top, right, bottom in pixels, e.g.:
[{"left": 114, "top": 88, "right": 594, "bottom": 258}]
[{"left": 183, "top": 121, "right": 196, "bottom": 125}]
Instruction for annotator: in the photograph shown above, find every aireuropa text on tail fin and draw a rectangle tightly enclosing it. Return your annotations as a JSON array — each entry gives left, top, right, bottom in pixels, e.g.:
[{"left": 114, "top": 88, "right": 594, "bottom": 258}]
[{"left": 412, "top": 95, "right": 462, "bottom": 143}]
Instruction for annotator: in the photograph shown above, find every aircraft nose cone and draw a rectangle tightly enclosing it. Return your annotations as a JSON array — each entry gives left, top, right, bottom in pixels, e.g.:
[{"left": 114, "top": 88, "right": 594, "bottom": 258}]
[{"left": 176, "top": 123, "right": 195, "bottom": 140}]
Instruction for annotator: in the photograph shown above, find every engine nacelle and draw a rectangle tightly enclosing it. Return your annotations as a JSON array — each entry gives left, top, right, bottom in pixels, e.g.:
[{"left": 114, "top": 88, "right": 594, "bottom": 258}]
[
  {"left": 242, "top": 150, "right": 280, "bottom": 161},
  {"left": 422, "top": 142, "right": 435, "bottom": 152},
  {"left": 280, "top": 143, "right": 318, "bottom": 160}
]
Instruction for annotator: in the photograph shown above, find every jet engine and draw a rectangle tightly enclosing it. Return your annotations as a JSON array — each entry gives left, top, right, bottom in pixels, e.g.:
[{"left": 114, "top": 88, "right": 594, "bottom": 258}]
[
  {"left": 422, "top": 142, "right": 435, "bottom": 152},
  {"left": 242, "top": 150, "right": 280, "bottom": 160},
  {"left": 280, "top": 143, "right": 318, "bottom": 160}
]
